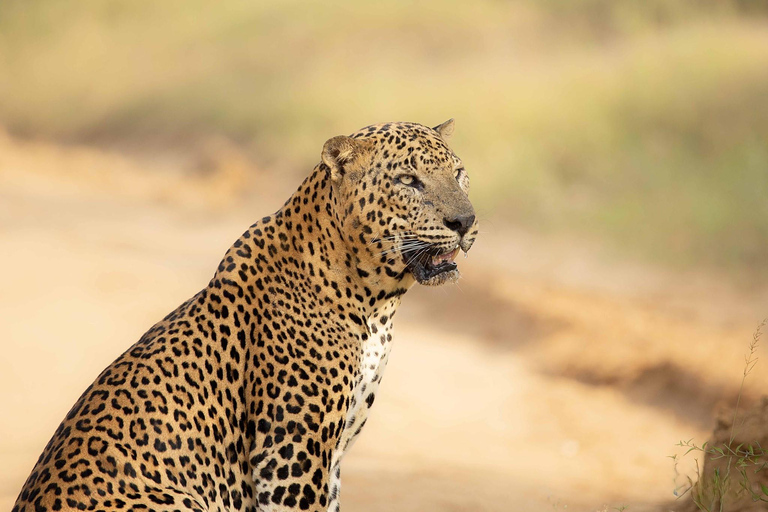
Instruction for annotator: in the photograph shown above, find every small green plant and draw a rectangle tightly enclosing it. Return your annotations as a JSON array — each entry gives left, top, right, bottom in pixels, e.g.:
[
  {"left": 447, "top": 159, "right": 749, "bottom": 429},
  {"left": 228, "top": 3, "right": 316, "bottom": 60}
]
[{"left": 672, "top": 320, "right": 767, "bottom": 511}]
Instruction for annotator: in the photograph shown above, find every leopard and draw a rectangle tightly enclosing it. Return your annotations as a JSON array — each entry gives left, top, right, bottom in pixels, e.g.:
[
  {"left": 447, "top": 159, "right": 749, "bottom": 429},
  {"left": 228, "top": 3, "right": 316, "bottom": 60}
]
[{"left": 12, "top": 119, "right": 478, "bottom": 512}]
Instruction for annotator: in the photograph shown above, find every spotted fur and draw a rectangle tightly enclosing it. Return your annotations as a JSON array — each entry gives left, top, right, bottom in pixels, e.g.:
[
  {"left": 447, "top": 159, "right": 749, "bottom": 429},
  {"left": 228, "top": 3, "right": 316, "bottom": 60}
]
[{"left": 13, "top": 120, "right": 478, "bottom": 512}]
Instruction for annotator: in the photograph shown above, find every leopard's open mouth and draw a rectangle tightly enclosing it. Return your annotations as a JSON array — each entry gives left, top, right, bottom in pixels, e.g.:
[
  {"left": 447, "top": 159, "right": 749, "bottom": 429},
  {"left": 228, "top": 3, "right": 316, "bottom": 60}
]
[{"left": 406, "top": 246, "right": 460, "bottom": 284}]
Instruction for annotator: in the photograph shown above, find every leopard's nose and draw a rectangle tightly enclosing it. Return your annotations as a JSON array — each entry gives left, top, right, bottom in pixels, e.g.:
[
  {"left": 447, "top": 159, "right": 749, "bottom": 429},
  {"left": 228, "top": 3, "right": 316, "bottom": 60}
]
[{"left": 443, "top": 213, "right": 475, "bottom": 236}]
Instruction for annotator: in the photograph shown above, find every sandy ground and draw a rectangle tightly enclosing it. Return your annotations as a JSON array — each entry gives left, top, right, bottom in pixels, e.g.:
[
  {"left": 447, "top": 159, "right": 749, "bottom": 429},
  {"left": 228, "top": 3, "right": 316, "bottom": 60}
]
[{"left": 1, "top": 131, "right": 767, "bottom": 511}]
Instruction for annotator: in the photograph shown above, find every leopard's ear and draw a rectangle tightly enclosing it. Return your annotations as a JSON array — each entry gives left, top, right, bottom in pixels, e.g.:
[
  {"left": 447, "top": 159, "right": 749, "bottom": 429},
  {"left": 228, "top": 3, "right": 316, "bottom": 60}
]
[
  {"left": 321, "top": 136, "right": 373, "bottom": 184},
  {"left": 433, "top": 118, "right": 455, "bottom": 140}
]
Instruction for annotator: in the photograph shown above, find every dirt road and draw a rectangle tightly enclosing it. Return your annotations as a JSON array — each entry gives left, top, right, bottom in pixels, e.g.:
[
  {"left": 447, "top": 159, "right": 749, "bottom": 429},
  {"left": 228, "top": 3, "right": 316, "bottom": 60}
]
[{"left": 1, "top": 132, "right": 766, "bottom": 511}]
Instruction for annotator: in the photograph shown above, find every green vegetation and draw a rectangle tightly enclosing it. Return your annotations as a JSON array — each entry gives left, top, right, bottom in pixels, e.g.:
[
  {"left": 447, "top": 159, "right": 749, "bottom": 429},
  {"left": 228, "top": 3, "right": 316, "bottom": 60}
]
[
  {"left": 1, "top": 0, "right": 767, "bottom": 274},
  {"left": 674, "top": 322, "right": 768, "bottom": 511}
]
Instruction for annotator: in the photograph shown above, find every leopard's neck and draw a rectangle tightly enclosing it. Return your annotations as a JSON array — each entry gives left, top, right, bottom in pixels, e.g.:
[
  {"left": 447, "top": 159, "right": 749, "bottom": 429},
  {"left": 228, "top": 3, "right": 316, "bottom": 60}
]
[{"left": 215, "top": 166, "right": 412, "bottom": 322}]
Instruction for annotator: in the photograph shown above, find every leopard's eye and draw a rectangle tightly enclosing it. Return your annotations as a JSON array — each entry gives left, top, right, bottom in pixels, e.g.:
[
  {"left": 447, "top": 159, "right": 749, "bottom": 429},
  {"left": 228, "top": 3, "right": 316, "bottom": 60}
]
[
  {"left": 454, "top": 168, "right": 465, "bottom": 182},
  {"left": 396, "top": 174, "right": 422, "bottom": 189}
]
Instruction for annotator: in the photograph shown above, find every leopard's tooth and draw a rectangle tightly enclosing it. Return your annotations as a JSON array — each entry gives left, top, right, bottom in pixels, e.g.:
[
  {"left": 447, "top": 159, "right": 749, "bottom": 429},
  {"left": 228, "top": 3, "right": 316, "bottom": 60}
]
[{"left": 431, "top": 248, "right": 460, "bottom": 266}]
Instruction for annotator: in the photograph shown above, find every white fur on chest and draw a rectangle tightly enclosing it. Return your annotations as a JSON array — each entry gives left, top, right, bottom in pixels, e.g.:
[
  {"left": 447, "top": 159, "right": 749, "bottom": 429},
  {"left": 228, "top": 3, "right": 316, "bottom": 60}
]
[
  {"left": 326, "top": 299, "right": 397, "bottom": 511},
  {"left": 338, "top": 311, "right": 394, "bottom": 455}
]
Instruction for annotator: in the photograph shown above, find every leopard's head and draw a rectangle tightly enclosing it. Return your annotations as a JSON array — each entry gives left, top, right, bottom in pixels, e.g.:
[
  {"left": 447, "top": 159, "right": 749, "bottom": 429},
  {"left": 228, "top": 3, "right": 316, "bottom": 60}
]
[{"left": 322, "top": 120, "right": 478, "bottom": 287}]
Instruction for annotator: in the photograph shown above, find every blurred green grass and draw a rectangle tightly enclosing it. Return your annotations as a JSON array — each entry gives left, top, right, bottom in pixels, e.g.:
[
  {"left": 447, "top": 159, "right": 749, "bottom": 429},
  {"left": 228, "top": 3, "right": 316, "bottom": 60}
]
[{"left": 1, "top": 0, "right": 767, "bottom": 275}]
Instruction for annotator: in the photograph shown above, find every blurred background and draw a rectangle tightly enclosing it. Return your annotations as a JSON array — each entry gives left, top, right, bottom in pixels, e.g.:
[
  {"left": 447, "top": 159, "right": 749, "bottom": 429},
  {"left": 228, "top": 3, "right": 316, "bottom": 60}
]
[{"left": 1, "top": 1, "right": 768, "bottom": 510}]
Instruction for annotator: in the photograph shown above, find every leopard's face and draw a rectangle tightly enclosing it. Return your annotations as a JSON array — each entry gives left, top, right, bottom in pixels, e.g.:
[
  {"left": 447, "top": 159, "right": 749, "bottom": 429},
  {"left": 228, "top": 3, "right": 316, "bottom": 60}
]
[{"left": 323, "top": 120, "right": 478, "bottom": 286}]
